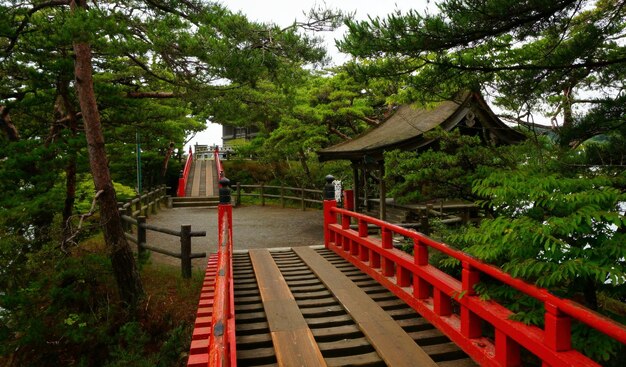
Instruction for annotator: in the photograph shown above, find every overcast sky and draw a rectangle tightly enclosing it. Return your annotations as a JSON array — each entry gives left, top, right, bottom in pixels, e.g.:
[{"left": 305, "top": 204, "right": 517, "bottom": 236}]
[{"left": 189, "top": 0, "right": 435, "bottom": 148}]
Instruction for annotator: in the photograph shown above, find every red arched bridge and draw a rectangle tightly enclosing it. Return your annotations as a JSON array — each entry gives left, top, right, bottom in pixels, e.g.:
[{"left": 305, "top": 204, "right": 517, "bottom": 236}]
[{"left": 182, "top": 149, "right": 626, "bottom": 367}]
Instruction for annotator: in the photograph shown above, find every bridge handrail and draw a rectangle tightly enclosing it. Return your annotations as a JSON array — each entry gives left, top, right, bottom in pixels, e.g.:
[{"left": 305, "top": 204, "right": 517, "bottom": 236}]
[
  {"left": 208, "top": 204, "right": 235, "bottom": 366},
  {"left": 214, "top": 147, "right": 224, "bottom": 178},
  {"left": 177, "top": 147, "right": 193, "bottom": 197},
  {"left": 207, "top": 152, "right": 236, "bottom": 366},
  {"left": 325, "top": 200, "right": 626, "bottom": 367}
]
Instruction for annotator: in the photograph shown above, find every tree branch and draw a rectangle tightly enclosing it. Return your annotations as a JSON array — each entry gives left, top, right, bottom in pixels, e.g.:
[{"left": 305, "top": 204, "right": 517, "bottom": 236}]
[
  {"left": 352, "top": 113, "right": 380, "bottom": 127},
  {"left": 419, "top": 55, "right": 626, "bottom": 73},
  {"left": 126, "top": 91, "right": 178, "bottom": 99},
  {"left": 5, "top": 0, "right": 71, "bottom": 54},
  {"left": 329, "top": 126, "right": 352, "bottom": 141},
  {"left": 62, "top": 189, "right": 104, "bottom": 250},
  {"left": 125, "top": 53, "right": 178, "bottom": 85}
]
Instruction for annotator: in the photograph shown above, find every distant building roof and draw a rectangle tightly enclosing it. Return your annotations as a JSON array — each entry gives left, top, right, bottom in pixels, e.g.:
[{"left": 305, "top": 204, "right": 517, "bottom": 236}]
[{"left": 317, "top": 92, "right": 525, "bottom": 162}]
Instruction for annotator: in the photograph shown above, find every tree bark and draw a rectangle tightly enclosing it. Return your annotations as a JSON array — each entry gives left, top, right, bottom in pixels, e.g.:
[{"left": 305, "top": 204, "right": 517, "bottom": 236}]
[
  {"left": 162, "top": 142, "right": 175, "bottom": 177},
  {"left": 583, "top": 279, "right": 598, "bottom": 311},
  {"left": 71, "top": 0, "right": 143, "bottom": 307},
  {"left": 298, "top": 147, "right": 312, "bottom": 182},
  {"left": 58, "top": 79, "right": 79, "bottom": 245},
  {"left": 0, "top": 106, "right": 20, "bottom": 141}
]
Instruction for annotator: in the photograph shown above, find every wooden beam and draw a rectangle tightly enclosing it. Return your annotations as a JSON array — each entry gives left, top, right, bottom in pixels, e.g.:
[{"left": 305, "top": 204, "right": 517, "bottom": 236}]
[{"left": 249, "top": 249, "right": 327, "bottom": 367}]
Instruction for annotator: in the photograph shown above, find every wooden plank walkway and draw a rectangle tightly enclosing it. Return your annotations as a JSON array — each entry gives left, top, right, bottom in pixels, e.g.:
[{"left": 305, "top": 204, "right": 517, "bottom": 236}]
[
  {"left": 250, "top": 249, "right": 327, "bottom": 366},
  {"left": 231, "top": 246, "right": 477, "bottom": 367},
  {"left": 186, "top": 160, "right": 217, "bottom": 197}
]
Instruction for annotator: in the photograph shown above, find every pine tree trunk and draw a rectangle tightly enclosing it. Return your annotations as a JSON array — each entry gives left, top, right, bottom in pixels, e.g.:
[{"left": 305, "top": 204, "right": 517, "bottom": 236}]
[
  {"left": 298, "top": 148, "right": 312, "bottom": 182},
  {"left": 59, "top": 80, "right": 78, "bottom": 244},
  {"left": 583, "top": 279, "right": 598, "bottom": 311},
  {"left": 71, "top": 0, "right": 144, "bottom": 307}
]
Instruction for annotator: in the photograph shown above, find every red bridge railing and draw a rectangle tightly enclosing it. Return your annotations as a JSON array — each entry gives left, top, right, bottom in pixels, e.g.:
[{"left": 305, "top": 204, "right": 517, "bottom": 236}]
[
  {"left": 177, "top": 147, "right": 193, "bottom": 197},
  {"left": 208, "top": 199, "right": 235, "bottom": 366},
  {"left": 188, "top": 154, "right": 236, "bottom": 367},
  {"left": 214, "top": 147, "right": 224, "bottom": 179},
  {"left": 323, "top": 181, "right": 626, "bottom": 367}
]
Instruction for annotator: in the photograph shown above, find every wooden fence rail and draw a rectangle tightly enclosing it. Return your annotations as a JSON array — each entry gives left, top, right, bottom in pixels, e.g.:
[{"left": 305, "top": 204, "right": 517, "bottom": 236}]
[
  {"left": 118, "top": 185, "right": 206, "bottom": 278},
  {"left": 234, "top": 183, "right": 323, "bottom": 210}
]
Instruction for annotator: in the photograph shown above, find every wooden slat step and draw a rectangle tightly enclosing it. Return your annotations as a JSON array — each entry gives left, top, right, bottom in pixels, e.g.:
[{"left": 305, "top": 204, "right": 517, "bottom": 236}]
[
  {"left": 422, "top": 342, "right": 469, "bottom": 362},
  {"left": 289, "top": 284, "right": 328, "bottom": 293},
  {"left": 317, "top": 337, "right": 377, "bottom": 356},
  {"left": 236, "top": 333, "right": 274, "bottom": 350},
  {"left": 234, "top": 311, "right": 268, "bottom": 323},
  {"left": 408, "top": 329, "right": 451, "bottom": 346},
  {"left": 235, "top": 303, "right": 265, "bottom": 313},
  {"left": 311, "top": 324, "right": 365, "bottom": 342},
  {"left": 296, "top": 298, "right": 338, "bottom": 309},
  {"left": 293, "top": 246, "right": 438, "bottom": 367},
  {"left": 324, "top": 351, "right": 386, "bottom": 367},
  {"left": 437, "top": 358, "right": 479, "bottom": 367},
  {"left": 304, "top": 314, "right": 356, "bottom": 328},
  {"left": 236, "top": 347, "right": 278, "bottom": 365},
  {"left": 299, "top": 305, "right": 346, "bottom": 318},
  {"left": 235, "top": 321, "right": 269, "bottom": 336}
]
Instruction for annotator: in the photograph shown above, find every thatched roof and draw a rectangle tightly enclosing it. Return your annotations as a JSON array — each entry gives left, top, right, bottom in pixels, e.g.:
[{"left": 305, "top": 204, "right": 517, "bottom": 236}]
[{"left": 317, "top": 92, "right": 525, "bottom": 162}]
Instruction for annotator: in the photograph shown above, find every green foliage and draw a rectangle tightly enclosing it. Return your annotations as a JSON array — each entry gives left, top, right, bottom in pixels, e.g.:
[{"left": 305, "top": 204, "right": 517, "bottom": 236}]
[
  {"left": 339, "top": 0, "right": 626, "bottom": 146},
  {"left": 385, "top": 128, "right": 518, "bottom": 203},
  {"left": 73, "top": 176, "right": 136, "bottom": 213},
  {"left": 0, "top": 236, "right": 198, "bottom": 366},
  {"left": 444, "top": 143, "right": 626, "bottom": 363}
]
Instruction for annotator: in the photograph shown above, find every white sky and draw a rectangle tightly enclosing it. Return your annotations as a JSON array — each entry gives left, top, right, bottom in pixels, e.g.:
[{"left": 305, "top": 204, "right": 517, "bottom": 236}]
[{"left": 187, "top": 0, "right": 434, "bottom": 149}]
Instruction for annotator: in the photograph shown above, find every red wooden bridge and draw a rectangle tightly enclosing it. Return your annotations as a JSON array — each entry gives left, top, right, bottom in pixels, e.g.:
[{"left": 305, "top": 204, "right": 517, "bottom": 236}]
[{"left": 183, "top": 149, "right": 626, "bottom": 367}]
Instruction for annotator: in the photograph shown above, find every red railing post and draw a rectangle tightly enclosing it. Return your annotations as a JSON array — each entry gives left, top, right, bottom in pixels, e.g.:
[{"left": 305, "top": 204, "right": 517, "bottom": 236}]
[
  {"left": 177, "top": 147, "right": 193, "bottom": 197},
  {"left": 496, "top": 328, "right": 521, "bottom": 367},
  {"left": 413, "top": 238, "right": 430, "bottom": 299},
  {"left": 382, "top": 227, "right": 394, "bottom": 276},
  {"left": 214, "top": 147, "right": 224, "bottom": 178},
  {"left": 358, "top": 219, "right": 369, "bottom": 262},
  {"left": 461, "top": 261, "right": 481, "bottom": 338},
  {"left": 545, "top": 302, "right": 572, "bottom": 352},
  {"left": 323, "top": 175, "right": 337, "bottom": 249},
  {"left": 177, "top": 170, "right": 185, "bottom": 197},
  {"left": 343, "top": 189, "right": 354, "bottom": 211}
]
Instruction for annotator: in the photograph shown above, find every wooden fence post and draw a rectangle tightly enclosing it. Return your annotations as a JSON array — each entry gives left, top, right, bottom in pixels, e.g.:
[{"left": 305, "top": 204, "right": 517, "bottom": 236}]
[
  {"left": 134, "top": 195, "right": 141, "bottom": 217},
  {"left": 236, "top": 182, "right": 241, "bottom": 207},
  {"left": 143, "top": 194, "right": 150, "bottom": 218},
  {"left": 260, "top": 183, "right": 265, "bottom": 206},
  {"left": 137, "top": 216, "right": 146, "bottom": 258},
  {"left": 151, "top": 189, "right": 157, "bottom": 214},
  {"left": 180, "top": 224, "right": 192, "bottom": 279},
  {"left": 421, "top": 206, "right": 430, "bottom": 235},
  {"left": 280, "top": 185, "right": 285, "bottom": 208},
  {"left": 125, "top": 206, "right": 133, "bottom": 232},
  {"left": 301, "top": 187, "right": 305, "bottom": 211}
]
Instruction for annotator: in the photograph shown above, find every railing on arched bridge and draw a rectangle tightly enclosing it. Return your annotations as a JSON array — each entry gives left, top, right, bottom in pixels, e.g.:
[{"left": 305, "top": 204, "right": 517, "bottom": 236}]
[
  {"left": 323, "top": 177, "right": 626, "bottom": 367},
  {"left": 188, "top": 152, "right": 236, "bottom": 367},
  {"left": 214, "top": 147, "right": 224, "bottom": 179},
  {"left": 177, "top": 147, "right": 193, "bottom": 197}
]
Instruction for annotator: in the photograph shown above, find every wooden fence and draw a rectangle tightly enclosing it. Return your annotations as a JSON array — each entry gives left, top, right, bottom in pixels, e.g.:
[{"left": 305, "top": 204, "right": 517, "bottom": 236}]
[
  {"left": 234, "top": 183, "right": 323, "bottom": 210},
  {"left": 118, "top": 185, "right": 206, "bottom": 278},
  {"left": 360, "top": 199, "right": 480, "bottom": 235}
]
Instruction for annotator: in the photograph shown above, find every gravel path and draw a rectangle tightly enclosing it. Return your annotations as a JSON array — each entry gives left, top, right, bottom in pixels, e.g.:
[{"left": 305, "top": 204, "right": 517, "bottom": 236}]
[{"left": 144, "top": 205, "right": 324, "bottom": 269}]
